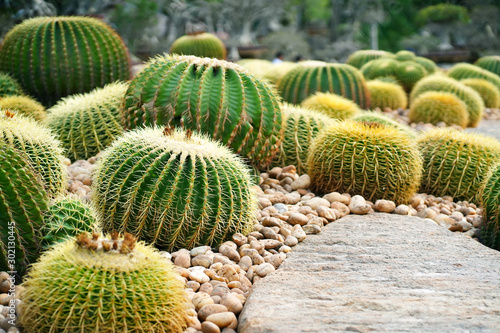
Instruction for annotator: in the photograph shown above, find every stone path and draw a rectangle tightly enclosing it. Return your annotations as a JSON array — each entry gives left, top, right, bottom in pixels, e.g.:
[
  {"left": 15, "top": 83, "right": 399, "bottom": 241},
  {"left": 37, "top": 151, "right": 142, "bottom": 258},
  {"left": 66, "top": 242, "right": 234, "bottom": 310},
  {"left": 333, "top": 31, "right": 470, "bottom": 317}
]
[
  {"left": 239, "top": 214, "right": 500, "bottom": 333},
  {"left": 466, "top": 119, "right": 500, "bottom": 140}
]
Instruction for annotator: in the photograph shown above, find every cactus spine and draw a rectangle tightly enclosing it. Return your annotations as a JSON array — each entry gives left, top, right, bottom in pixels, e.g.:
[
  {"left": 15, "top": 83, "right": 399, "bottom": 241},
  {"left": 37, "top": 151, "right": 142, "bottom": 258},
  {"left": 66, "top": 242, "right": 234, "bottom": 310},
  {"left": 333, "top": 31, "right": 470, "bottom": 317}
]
[
  {"left": 0, "top": 72, "right": 24, "bottom": 97},
  {"left": 0, "top": 144, "right": 48, "bottom": 278},
  {"left": 366, "top": 80, "right": 408, "bottom": 110},
  {"left": 418, "top": 129, "right": 500, "bottom": 202},
  {"left": 122, "top": 55, "right": 282, "bottom": 168},
  {"left": 0, "top": 95, "right": 46, "bottom": 121},
  {"left": 301, "top": 92, "right": 361, "bottom": 120},
  {"left": 353, "top": 112, "right": 416, "bottom": 138},
  {"left": 46, "top": 81, "right": 128, "bottom": 160},
  {"left": 0, "top": 111, "right": 66, "bottom": 196},
  {"left": 272, "top": 104, "right": 335, "bottom": 173},
  {"left": 93, "top": 127, "right": 256, "bottom": 251},
  {"left": 409, "top": 91, "right": 469, "bottom": 128},
  {"left": 20, "top": 233, "right": 189, "bottom": 332},
  {"left": 0, "top": 16, "right": 130, "bottom": 106},
  {"left": 278, "top": 62, "right": 371, "bottom": 108},
  {"left": 307, "top": 121, "right": 422, "bottom": 205},
  {"left": 170, "top": 32, "right": 227, "bottom": 59}
]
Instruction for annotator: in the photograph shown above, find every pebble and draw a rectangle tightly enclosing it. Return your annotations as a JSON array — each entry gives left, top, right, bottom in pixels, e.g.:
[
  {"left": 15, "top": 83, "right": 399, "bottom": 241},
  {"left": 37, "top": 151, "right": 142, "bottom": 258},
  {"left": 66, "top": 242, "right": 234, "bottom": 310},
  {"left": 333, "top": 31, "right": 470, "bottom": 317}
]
[
  {"left": 291, "top": 225, "right": 307, "bottom": 241},
  {"left": 287, "top": 213, "right": 309, "bottom": 226},
  {"left": 255, "top": 263, "right": 275, "bottom": 277},
  {"left": 305, "top": 197, "right": 331, "bottom": 210},
  {"left": 220, "top": 293, "right": 243, "bottom": 314},
  {"left": 394, "top": 204, "right": 410, "bottom": 215},
  {"left": 201, "top": 320, "right": 221, "bottom": 333},
  {"left": 323, "top": 192, "right": 350, "bottom": 205},
  {"left": 206, "top": 312, "right": 237, "bottom": 329},
  {"left": 373, "top": 200, "right": 396, "bottom": 213},
  {"left": 303, "top": 224, "right": 321, "bottom": 234},
  {"left": 291, "top": 174, "right": 311, "bottom": 190},
  {"left": 198, "top": 304, "right": 228, "bottom": 321},
  {"left": 348, "top": 195, "right": 371, "bottom": 215}
]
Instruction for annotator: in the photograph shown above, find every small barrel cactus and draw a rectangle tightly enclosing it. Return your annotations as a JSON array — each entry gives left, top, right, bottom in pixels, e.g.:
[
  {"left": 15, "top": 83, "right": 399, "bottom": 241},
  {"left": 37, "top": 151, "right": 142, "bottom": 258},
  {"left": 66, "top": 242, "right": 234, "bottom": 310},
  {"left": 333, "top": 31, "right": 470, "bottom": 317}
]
[
  {"left": 418, "top": 129, "right": 500, "bottom": 202},
  {"left": 271, "top": 104, "right": 335, "bottom": 173},
  {"left": 170, "top": 32, "right": 227, "bottom": 59},
  {"left": 346, "top": 50, "right": 392, "bottom": 69},
  {"left": 0, "top": 95, "right": 46, "bottom": 121},
  {"left": 301, "top": 92, "right": 361, "bottom": 120},
  {"left": 395, "top": 61, "right": 427, "bottom": 92},
  {"left": 366, "top": 80, "right": 408, "bottom": 110},
  {"left": 409, "top": 91, "right": 469, "bottom": 128},
  {"left": 414, "top": 56, "right": 437, "bottom": 74},
  {"left": 447, "top": 63, "right": 500, "bottom": 93},
  {"left": 263, "top": 62, "right": 298, "bottom": 85},
  {"left": 479, "top": 163, "right": 500, "bottom": 250},
  {"left": 42, "top": 196, "right": 100, "bottom": 249},
  {"left": 278, "top": 62, "right": 370, "bottom": 108},
  {"left": 93, "top": 127, "right": 257, "bottom": 251},
  {"left": 0, "top": 143, "right": 48, "bottom": 278},
  {"left": 46, "top": 81, "right": 128, "bottom": 160},
  {"left": 475, "top": 55, "right": 500, "bottom": 77},
  {"left": 353, "top": 111, "right": 416, "bottom": 138},
  {"left": 122, "top": 55, "right": 282, "bottom": 168},
  {"left": 361, "top": 58, "right": 398, "bottom": 80},
  {"left": 410, "top": 75, "right": 484, "bottom": 127},
  {"left": 0, "top": 110, "right": 66, "bottom": 196},
  {"left": 461, "top": 78, "right": 500, "bottom": 109},
  {"left": 394, "top": 50, "right": 416, "bottom": 61},
  {"left": 19, "top": 233, "right": 189, "bottom": 332},
  {"left": 307, "top": 121, "right": 422, "bottom": 205},
  {"left": 0, "top": 16, "right": 130, "bottom": 106},
  {"left": 0, "top": 72, "right": 24, "bottom": 97},
  {"left": 236, "top": 59, "right": 274, "bottom": 79}
]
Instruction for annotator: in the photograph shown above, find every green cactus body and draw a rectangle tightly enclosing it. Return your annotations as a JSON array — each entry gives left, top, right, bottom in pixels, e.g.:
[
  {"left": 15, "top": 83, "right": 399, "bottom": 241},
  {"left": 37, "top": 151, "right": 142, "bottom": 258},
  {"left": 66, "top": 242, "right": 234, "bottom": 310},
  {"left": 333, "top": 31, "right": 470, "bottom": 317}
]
[
  {"left": 479, "top": 163, "right": 500, "bottom": 250},
  {"left": 361, "top": 58, "right": 398, "bottom": 80},
  {"left": 409, "top": 91, "right": 469, "bottom": 128},
  {"left": 0, "top": 144, "right": 48, "bottom": 278},
  {"left": 0, "top": 95, "right": 46, "bottom": 121},
  {"left": 461, "top": 78, "right": 500, "bottom": 109},
  {"left": 42, "top": 196, "right": 99, "bottom": 249},
  {"left": 20, "top": 234, "right": 189, "bottom": 332},
  {"left": 414, "top": 56, "right": 437, "bottom": 74},
  {"left": 366, "top": 80, "right": 408, "bottom": 110},
  {"left": 236, "top": 59, "right": 274, "bottom": 79},
  {"left": 0, "top": 111, "right": 66, "bottom": 196},
  {"left": 395, "top": 61, "right": 427, "bottom": 92},
  {"left": 93, "top": 127, "right": 257, "bottom": 251},
  {"left": 272, "top": 104, "right": 335, "bottom": 173},
  {"left": 447, "top": 63, "right": 500, "bottom": 93},
  {"left": 307, "top": 120, "right": 422, "bottom": 204},
  {"left": 263, "top": 62, "right": 298, "bottom": 85},
  {"left": 410, "top": 75, "right": 484, "bottom": 127},
  {"left": 353, "top": 111, "right": 416, "bottom": 138},
  {"left": 301, "top": 92, "right": 361, "bottom": 120},
  {"left": 46, "top": 82, "right": 128, "bottom": 160},
  {"left": 395, "top": 50, "right": 416, "bottom": 61},
  {"left": 0, "top": 16, "right": 130, "bottom": 106},
  {"left": 170, "top": 32, "right": 227, "bottom": 59},
  {"left": 418, "top": 129, "right": 500, "bottom": 202},
  {"left": 475, "top": 55, "right": 500, "bottom": 77},
  {"left": 346, "top": 50, "right": 392, "bottom": 69},
  {"left": 278, "top": 62, "right": 370, "bottom": 108},
  {"left": 122, "top": 55, "right": 282, "bottom": 168},
  {"left": 0, "top": 72, "right": 24, "bottom": 97}
]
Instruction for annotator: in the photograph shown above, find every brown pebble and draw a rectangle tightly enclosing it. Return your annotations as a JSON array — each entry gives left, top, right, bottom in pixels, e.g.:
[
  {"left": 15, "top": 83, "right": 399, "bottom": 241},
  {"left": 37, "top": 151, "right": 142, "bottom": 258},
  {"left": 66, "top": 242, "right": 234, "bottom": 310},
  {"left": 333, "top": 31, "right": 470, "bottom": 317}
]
[
  {"left": 201, "top": 320, "right": 221, "bottom": 333},
  {"left": 198, "top": 304, "right": 228, "bottom": 321}
]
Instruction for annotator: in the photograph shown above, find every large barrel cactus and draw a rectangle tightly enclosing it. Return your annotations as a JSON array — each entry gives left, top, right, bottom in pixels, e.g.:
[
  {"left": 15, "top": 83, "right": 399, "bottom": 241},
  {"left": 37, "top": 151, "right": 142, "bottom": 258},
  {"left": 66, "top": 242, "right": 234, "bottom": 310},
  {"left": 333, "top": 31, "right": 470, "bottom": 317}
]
[
  {"left": 42, "top": 196, "right": 100, "bottom": 249},
  {"left": 307, "top": 121, "right": 422, "bottom": 205},
  {"left": 278, "top": 61, "right": 370, "bottom": 108},
  {"left": 410, "top": 75, "right": 484, "bottom": 127},
  {"left": 409, "top": 91, "right": 469, "bottom": 128},
  {"left": 0, "top": 110, "right": 66, "bottom": 196},
  {"left": 0, "top": 95, "right": 46, "bottom": 121},
  {"left": 271, "top": 104, "right": 335, "bottom": 173},
  {"left": 346, "top": 50, "right": 392, "bottom": 69},
  {"left": 0, "top": 16, "right": 130, "bottom": 106},
  {"left": 418, "top": 129, "right": 500, "bottom": 202},
  {"left": 0, "top": 72, "right": 24, "bottom": 97},
  {"left": 475, "top": 55, "right": 500, "bottom": 77},
  {"left": 170, "top": 32, "right": 227, "bottom": 59},
  {"left": 122, "top": 55, "right": 282, "bottom": 167},
  {"left": 479, "top": 163, "right": 500, "bottom": 250},
  {"left": 20, "top": 233, "right": 189, "bottom": 332},
  {"left": 93, "top": 127, "right": 256, "bottom": 251},
  {"left": 447, "top": 63, "right": 500, "bottom": 93},
  {"left": 0, "top": 144, "right": 48, "bottom": 278},
  {"left": 46, "top": 81, "right": 128, "bottom": 160}
]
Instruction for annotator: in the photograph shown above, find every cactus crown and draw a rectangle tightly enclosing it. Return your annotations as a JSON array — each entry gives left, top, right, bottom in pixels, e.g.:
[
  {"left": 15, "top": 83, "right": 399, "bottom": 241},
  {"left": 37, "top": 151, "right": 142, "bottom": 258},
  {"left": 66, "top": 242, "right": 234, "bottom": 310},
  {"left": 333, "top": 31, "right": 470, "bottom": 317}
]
[
  {"left": 0, "top": 95, "right": 46, "bottom": 121},
  {"left": 0, "top": 16, "right": 130, "bottom": 106},
  {"left": 353, "top": 111, "right": 415, "bottom": 138},
  {"left": 46, "top": 81, "right": 128, "bottom": 160}
]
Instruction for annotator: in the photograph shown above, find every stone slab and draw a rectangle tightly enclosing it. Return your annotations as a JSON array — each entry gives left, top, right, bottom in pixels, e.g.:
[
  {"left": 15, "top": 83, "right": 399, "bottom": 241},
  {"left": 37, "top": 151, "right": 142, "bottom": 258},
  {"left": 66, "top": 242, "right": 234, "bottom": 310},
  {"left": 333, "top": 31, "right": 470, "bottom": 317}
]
[
  {"left": 239, "top": 214, "right": 500, "bottom": 333},
  {"left": 466, "top": 120, "right": 500, "bottom": 141}
]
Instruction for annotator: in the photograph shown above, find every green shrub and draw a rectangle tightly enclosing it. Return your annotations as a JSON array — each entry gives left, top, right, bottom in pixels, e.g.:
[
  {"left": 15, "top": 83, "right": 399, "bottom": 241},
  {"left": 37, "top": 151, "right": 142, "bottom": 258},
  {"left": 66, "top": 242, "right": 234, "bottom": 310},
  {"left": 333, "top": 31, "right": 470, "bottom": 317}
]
[
  {"left": 0, "top": 17, "right": 130, "bottom": 106},
  {"left": 93, "top": 127, "right": 256, "bottom": 251},
  {"left": 307, "top": 120, "right": 422, "bottom": 204},
  {"left": 122, "top": 55, "right": 282, "bottom": 168},
  {"left": 170, "top": 32, "right": 227, "bottom": 59},
  {"left": 418, "top": 129, "right": 500, "bottom": 202},
  {"left": 409, "top": 91, "right": 468, "bottom": 128},
  {"left": 46, "top": 81, "right": 128, "bottom": 160},
  {"left": 278, "top": 61, "right": 370, "bottom": 108}
]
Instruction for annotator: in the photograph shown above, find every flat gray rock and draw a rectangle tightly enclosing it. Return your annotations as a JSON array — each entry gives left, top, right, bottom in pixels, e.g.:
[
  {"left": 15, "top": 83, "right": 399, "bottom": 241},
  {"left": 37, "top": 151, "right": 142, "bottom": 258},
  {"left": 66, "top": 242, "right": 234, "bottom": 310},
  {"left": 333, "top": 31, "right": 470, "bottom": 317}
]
[
  {"left": 466, "top": 120, "right": 500, "bottom": 141},
  {"left": 239, "top": 214, "right": 500, "bottom": 333}
]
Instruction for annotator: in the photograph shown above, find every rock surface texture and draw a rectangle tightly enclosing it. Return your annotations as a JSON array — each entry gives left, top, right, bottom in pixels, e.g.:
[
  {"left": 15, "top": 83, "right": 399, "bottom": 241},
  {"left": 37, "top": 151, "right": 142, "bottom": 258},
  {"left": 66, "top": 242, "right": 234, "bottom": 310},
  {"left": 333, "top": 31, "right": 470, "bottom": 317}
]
[
  {"left": 239, "top": 214, "right": 500, "bottom": 333},
  {"left": 466, "top": 119, "right": 500, "bottom": 141}
]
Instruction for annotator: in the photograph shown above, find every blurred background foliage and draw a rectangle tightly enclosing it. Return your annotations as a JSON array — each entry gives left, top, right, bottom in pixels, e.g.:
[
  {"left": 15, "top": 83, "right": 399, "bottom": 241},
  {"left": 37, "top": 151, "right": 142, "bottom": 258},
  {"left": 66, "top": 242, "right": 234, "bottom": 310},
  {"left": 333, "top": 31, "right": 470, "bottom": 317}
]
[{"left": 1, "top": 0, "right": 499, "bottom": 62}]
